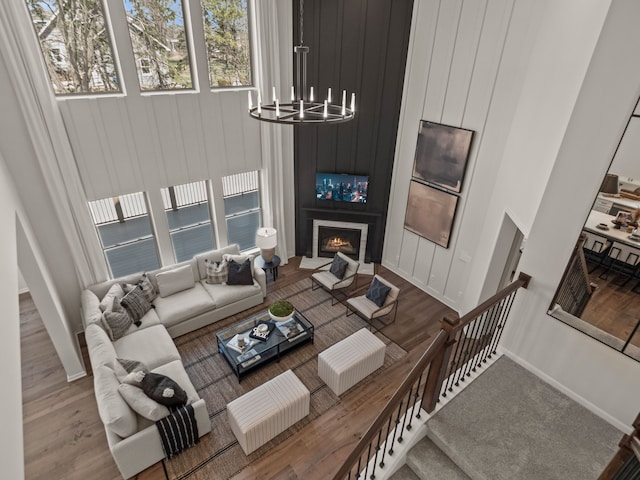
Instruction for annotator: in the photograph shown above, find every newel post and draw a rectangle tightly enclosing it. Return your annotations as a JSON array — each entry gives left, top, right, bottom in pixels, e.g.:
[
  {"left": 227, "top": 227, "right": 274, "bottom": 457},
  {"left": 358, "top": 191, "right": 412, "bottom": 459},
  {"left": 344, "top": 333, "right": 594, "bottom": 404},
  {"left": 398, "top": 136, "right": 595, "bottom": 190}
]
[{"left": 422, "top": 314, "right": 460, "bottom": 413}]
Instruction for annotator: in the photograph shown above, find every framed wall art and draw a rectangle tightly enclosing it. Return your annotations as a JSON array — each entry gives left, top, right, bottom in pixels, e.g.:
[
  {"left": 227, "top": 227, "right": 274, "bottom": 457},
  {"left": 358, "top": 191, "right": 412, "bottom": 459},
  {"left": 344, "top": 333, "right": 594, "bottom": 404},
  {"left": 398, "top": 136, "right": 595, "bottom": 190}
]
[
  {"left": 412, "top": 121, "right": 474, "bottom": 193},
  {"left": 404, "top": 180, "right": 458, "bottom": 248}
]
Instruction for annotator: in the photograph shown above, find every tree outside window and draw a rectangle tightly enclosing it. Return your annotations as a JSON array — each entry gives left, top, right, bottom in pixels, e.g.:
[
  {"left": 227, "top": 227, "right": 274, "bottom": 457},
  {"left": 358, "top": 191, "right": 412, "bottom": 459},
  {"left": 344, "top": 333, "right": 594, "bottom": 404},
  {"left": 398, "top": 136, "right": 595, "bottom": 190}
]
[
  {"left": 26, "top": 0, "right": 120, "bottom": 94},
  {"left": 201, "top": 0, "right": 252, "bottom": 88},
  {"left": 123, "top": 0, "right": 193, "bottom": 91}
]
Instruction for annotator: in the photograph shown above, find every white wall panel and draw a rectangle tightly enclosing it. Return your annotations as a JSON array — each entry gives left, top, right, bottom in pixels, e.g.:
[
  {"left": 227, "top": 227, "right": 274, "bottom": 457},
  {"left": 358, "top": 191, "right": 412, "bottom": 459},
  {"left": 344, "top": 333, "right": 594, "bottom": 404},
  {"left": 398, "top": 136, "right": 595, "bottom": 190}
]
[
  {"left": 383, "top": 0, "right": 541, "bottom": 310},
  {"left": 59, "top": 89, "right": 263, "bottom": 199},
  {"left": 397, "top": 230, "right": 420, "bottom": 277}
]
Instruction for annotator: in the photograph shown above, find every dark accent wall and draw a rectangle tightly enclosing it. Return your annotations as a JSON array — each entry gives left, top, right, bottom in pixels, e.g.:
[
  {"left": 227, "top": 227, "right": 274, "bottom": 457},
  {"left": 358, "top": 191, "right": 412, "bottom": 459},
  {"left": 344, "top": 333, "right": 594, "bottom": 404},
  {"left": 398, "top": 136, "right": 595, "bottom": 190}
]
[{"left": 293, "top": 0, "right": 414, "bottom": 263}]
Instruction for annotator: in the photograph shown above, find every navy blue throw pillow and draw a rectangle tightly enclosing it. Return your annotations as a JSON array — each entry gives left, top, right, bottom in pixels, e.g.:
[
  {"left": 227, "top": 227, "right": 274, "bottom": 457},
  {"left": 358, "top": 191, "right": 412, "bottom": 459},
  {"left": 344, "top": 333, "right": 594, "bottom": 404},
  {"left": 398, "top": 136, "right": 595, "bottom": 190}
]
[
  {"left": 227, "top": 259, "right": 254, "bottom": 285},
  {"left": 329, "top": 254, "right": 348, "bottom": 279},
  {"left": 366, "top": 277, "right": 391, "bottom": 308}
]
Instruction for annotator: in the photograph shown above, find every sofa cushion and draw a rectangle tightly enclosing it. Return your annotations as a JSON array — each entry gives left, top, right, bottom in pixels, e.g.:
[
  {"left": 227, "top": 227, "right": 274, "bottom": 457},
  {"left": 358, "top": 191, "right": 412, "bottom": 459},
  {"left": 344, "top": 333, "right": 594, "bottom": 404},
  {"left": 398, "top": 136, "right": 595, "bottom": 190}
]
[
  {"left": 101, "top": 299, "right": 132, "bottom": 341},
  {"left": 120, "top": 286, "right": 152, "bottom": 325},
  {"left": 121, "top": 308, "right": 161, "bottom": 336},
  {"left": 146, "top": 259, "right": 199, "bottom": 292},
  {"left": 200, "top": 281, "right": 261, "bottom": 308},
  {"left": 226, "top": 259, "right": 254, "bottom": 285},
  {"left": 155, "top": 264, "right": 195, "bottom": 298},
  {"left": 82, "top": 289, "right": 102, "bottom": 327},
  {"left": 152, "top": 360, "right": 200, "bottom": 405},
  {"left": 139, "top": 372, "right": 187, "bottom": 408},
  {"left": 94, "top": 365, "right": 138, "bottom": 438},
  {"left": 195, "top": 244, "right": 240, "bottom": 280},
  {"left": 85, "top": 323, "right": 117, "bottom": 368},
  {"left": 113, "top": 325, "right": 181, "bottom": 370},
  {"left": 152, "top": 282, "right": 216, "bottom": 328},
  {"left": 205, "top": 259, "right": 228, "bottom": 284},
  {"left": 99, "top": 283, "right": 125, "bottom": 312},
  {"left": 118, "top": 383, "right": 170, "bottom": 421}
]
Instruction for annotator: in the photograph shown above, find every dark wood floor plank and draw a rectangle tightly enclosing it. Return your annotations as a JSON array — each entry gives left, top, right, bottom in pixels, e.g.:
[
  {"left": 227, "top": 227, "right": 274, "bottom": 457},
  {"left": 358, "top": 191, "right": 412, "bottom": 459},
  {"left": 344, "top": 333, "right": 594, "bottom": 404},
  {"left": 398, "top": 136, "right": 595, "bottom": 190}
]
[{"left": 21, "top": 258, "right": 454, "bottom": 479}]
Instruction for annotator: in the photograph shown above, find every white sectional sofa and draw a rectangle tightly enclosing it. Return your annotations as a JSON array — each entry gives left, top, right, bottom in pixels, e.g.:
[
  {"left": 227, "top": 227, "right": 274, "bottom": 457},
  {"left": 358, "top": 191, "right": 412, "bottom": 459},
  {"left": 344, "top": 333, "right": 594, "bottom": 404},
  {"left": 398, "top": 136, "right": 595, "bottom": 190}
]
[{"left": 81, "top": 244, "right": 267, "bottom": 478}]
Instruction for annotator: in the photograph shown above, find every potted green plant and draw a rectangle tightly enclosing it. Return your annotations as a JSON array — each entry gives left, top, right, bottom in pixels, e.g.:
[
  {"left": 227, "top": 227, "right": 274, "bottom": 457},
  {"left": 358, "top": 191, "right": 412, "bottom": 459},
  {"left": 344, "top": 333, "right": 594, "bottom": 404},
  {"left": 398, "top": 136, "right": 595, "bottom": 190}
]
[{"left": 268, "top": 300, "right": 295, "bottom": 322}]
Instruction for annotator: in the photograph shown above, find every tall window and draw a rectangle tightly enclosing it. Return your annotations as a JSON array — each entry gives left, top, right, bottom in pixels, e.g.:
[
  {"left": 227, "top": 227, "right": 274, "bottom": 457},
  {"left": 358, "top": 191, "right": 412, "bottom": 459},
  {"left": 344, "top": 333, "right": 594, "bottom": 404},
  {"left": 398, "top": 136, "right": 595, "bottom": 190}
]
[
  {"left": 201, "top": 0, "right": 252, "bottom": 88},
  {"left": 88, "top": 192, "right": 160, "bottom": 278},
  {"left": 26, "top": 0, "right": 120, "bottom": 94},
  {"left": 222, "top": 171, "right": 260, "bottom": 251},
  {"left": 123, "top": 0, "right": 193, "bottom": 90},
  {"left": 161, "top": 180, "right": 216, "bottom": 262}
]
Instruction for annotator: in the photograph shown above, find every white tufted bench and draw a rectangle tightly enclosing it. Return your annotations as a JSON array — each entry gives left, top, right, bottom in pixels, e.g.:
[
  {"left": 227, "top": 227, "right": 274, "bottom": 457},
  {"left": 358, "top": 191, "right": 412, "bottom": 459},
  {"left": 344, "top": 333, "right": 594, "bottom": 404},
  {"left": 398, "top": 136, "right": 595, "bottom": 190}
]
[
  {"left": 227, "top": 369, "right": 310, "bottom": 455},
  {"left": 318, "top": 328, "right": 386, "bottom": 396}
]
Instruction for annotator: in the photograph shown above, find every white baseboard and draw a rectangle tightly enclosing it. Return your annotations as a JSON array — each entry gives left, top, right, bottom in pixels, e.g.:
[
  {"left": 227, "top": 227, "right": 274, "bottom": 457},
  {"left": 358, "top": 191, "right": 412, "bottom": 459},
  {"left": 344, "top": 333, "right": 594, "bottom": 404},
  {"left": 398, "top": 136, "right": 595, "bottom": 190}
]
[
  {"left": 67, "top": 371, "right": 87, "bottom": 382},
  {"left": 499, "top": 347, "right": 631, "bottom": 434}
]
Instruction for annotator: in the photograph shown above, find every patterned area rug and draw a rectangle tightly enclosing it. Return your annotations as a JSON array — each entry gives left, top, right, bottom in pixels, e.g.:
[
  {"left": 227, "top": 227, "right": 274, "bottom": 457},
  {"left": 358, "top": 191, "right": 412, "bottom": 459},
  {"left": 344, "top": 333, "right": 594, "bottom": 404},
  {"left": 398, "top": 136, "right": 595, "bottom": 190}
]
[{"left": 164, "top": 279, "right": 407, "bottom": 480}]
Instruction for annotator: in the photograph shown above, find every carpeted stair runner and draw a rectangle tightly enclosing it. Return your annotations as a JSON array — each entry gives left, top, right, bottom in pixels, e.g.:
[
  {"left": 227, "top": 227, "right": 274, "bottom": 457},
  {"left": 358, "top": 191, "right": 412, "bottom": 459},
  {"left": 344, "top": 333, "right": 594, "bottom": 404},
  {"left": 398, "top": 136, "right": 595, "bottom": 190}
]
[
  {"left": 397, "top": 356, "right": 620, "bottom": 480},
  {"left": 395, "top": 436, "right": 470, "bottom": 480}
]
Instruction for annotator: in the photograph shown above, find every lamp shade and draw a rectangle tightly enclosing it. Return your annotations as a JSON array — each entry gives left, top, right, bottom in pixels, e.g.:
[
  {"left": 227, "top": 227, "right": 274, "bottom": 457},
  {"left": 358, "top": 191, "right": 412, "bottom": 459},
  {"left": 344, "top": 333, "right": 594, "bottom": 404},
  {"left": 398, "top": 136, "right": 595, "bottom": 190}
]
[
  {"left": 256, "top": 227, "right": 277, "bottom": 249},
  {"left": 600, "top": 173, "right": 619, "bottom": 195}
]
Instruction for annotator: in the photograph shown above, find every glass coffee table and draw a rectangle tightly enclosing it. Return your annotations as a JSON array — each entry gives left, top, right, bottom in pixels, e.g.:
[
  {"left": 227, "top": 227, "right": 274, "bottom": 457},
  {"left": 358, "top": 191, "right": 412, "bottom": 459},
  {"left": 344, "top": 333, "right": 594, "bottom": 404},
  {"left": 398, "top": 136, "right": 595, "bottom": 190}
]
[{"left": 216, "top": 308, "right": 314, "bottom": 381}]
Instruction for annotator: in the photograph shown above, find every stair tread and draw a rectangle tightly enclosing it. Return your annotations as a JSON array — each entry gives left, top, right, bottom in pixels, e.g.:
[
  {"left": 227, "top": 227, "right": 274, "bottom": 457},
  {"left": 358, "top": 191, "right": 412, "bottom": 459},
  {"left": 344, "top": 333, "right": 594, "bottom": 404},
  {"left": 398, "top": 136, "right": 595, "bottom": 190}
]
[
  {"left": 389, "top": 464, "right": 421, "bottom": 480},
  {"left": 405, "top": 437, "right": 471, "bottom": 480}
]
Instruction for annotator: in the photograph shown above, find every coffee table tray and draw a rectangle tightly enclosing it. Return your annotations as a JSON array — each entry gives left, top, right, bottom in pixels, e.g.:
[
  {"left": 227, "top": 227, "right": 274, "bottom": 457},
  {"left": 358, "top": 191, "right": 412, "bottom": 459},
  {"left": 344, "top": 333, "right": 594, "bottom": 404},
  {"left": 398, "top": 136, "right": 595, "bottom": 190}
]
[{"left": 216, "top": 309, "right": 314, "bottom": 381}]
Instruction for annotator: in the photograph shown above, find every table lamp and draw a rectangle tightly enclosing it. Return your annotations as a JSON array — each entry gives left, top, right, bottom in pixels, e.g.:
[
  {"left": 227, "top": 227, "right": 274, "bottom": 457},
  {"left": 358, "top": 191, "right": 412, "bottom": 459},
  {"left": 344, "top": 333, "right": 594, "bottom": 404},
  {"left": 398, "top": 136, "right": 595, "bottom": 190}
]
[
  {"left": 256, "top": 227, "right": 277, "bottom": 262},
  {"left": 600, "top": 173, "right": 619, "bottom": 196}
]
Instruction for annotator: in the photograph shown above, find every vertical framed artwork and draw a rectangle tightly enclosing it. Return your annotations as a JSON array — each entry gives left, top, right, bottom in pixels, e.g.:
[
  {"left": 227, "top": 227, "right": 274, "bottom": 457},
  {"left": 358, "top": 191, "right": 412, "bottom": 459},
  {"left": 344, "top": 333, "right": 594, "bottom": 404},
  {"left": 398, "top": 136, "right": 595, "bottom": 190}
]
[
  {"left": 404, "top": 180, "right": 459, "bottom": 248},
  {"left": 412, "top": 121, "right": 474, "bottom": 193}
]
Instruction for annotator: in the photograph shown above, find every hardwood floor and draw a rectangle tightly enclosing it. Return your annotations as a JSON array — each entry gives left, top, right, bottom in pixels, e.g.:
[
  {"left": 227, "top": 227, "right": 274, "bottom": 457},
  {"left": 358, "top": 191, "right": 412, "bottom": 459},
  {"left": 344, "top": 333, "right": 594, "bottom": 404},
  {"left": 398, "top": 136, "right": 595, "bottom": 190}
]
[
  {"left": 21, "top": 258, "right": 455, "bottom": 480},
  {"left": 581, "top": 260, "right": 640, "bottom": 349}
]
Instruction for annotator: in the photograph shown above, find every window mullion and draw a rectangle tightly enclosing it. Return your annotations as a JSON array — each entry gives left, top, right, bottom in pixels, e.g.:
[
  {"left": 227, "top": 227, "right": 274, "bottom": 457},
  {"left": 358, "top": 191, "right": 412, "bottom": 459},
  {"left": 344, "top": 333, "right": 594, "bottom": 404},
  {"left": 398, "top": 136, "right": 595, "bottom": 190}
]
[
  {"left": 103, "top": 0, "right": 141, "bottom": 97},
  {"left": 186, "top": 0, "right": 210, "bottom": 92},
  {"left": 211, "top": 177, "right": 229, "bottom": 247},
  {"left": 146, "top": 189, "right": 175, "bottom": 265}
]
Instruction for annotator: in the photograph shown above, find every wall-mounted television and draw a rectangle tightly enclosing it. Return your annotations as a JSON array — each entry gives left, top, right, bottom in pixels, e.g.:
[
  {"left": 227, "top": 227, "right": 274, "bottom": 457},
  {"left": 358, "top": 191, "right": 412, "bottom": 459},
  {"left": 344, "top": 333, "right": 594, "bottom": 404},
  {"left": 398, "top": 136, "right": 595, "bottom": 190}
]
[{"left": 316, "top": 173, "right": 369, "bottom": 203}]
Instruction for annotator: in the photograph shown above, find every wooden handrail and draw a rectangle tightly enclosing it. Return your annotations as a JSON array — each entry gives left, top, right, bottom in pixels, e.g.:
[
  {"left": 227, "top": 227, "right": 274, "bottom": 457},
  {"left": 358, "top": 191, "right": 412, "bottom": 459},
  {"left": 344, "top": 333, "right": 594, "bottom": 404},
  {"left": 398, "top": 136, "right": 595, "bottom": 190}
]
[
  {"left": 331, "top": 330, "right": 449, "bottom": 480},
  {"left": 599, "top": 411, "right": 640, "bottom": 479},
  {"left": 452, "top": 272, "right": 530, "bottom": 335}
]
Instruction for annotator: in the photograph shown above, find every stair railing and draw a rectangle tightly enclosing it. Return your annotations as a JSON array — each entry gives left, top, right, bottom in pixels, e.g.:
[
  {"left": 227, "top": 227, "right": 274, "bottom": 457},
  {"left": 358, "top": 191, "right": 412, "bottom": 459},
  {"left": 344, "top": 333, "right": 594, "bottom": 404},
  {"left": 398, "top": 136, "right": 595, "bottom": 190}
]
[
  {"left": 599, "top": 411, "right": 640, "bottom": 480},
  {"left": 552, "top": 233, "right": 597, "bottom": 317},
  {"left": 332, "top": 272, "right": 531, "bottom": 480}
]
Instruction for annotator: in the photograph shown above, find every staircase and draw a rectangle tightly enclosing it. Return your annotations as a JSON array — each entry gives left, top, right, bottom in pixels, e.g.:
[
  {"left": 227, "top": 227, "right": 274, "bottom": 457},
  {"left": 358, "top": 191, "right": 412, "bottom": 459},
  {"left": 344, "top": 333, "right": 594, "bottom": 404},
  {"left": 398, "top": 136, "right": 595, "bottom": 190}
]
[{"left": 390, "top": 356, "right": 621, "bottom": 480}]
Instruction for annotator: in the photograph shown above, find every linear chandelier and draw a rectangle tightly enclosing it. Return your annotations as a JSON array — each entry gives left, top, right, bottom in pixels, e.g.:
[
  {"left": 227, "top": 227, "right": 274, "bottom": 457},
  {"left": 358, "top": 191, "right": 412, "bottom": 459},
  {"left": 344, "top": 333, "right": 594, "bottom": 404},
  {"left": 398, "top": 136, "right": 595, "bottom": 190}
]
[{"left": 248, "top": 0, "right": 356, "bottom": 125}]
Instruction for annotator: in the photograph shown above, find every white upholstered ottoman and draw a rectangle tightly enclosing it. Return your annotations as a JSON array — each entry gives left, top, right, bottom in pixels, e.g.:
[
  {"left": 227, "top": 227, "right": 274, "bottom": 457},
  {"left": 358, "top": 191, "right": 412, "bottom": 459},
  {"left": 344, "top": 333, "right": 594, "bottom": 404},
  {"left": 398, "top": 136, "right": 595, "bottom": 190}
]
[
  {"left": 318, "top": 328, "right": 386, "bottom": 396},
  {"left": 227, "top": 369, "right": 310, "bottom": 455}
]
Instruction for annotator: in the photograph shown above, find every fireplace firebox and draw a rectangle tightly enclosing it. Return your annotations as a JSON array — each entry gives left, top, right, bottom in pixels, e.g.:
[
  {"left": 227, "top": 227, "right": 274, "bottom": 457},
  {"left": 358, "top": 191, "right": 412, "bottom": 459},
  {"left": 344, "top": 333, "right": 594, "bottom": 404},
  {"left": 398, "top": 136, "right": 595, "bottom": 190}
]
[{"left": 317, "top": 226, "right": 362, "bottom": 260}]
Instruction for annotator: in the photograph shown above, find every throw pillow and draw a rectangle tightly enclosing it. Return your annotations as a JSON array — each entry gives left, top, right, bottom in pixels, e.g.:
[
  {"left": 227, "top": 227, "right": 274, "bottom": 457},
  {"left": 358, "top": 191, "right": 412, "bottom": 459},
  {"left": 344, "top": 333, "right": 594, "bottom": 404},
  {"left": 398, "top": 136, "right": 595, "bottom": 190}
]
[
  {"left": 120, "top": 286, "right": 151, "bottom": 326},
  {"left": 122, "top": 370, "right": 147, "bottom": 387},
  {"left": 205, "top": 259, "right": 228, "bottom": 284},
  {"left": 112, "top": 358, "right": 148, "bottom": 382},
  {"left": 366, "top": 277, "right": 392, "bottom": 308},
  {"left": 329, "top": 254, "right": 348, "bottom": 279},
  {"left": 155, "top": 264, "right": 195, "bottom": 298},
  {"left": 118, "top": 383, "right": 170, "bottom": 421},
  {"left": 139, "top": 372, "right": 188, "bottom": 408},
  {"left": 99, "top": 283, "right": 125, "bottom": 312},
  {"left": 101, "top": 298, "right": 132, "bottom": 341},
  {"left": 138, "top": 273, "right": 157, "bottom": 302},
  {"left": 226, "top": 259, "right": 254, "bottom": 285}
]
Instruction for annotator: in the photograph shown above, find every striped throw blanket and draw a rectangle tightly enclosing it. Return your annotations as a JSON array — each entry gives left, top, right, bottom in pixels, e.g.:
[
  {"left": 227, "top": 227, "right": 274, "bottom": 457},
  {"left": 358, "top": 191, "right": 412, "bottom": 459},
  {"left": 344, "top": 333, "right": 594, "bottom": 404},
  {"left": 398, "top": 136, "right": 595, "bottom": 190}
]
[{"left": 156, "top": 404, "right": 199, "bottom": 458}]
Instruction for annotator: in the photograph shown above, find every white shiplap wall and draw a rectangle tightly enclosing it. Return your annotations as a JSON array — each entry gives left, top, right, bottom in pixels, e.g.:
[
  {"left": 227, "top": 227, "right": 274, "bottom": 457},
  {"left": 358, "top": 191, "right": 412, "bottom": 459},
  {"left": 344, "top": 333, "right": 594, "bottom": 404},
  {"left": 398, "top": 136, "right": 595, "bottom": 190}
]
[
  {"left": 384, "top": 0, "right": 532, "bottom": 309},
  {"left": 59, "top": 91, "right": 262, "bottom": 201}
]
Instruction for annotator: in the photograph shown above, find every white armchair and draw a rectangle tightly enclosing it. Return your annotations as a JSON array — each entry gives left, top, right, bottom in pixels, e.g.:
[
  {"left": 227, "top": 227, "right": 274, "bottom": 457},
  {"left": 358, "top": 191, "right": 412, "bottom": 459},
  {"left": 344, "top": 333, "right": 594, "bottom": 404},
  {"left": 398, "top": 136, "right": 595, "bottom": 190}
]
[
  {"left": 311, "top": 252, "right": 360, "bottom": 305},
  {"left": 346, "top": 275, "right": 400, "bottom": 330}
]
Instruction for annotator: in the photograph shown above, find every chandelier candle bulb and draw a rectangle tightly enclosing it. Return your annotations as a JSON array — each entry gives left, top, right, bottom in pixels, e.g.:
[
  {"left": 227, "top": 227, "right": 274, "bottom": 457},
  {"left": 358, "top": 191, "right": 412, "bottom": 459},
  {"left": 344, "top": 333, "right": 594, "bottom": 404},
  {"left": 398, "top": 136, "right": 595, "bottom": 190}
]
[
  {"left": 248, "top": 91, "right": 252, "bottom": 112},
  {"left": 300, "top": 100, "right": 304, "bottom": 118},
  {"left": 341, "top": 90, "right": 346, "bottom": 116},
  {"left": 323, "top": 100, "right": 328, "bottom": 118},
  {"left": 351, "top": 93, "right": 356, "bottom": 113},
  {"left": 291, "top": 86, "right": 295, "bottom": 102},
  {"left": 276, "top": 99, "right": 280, "bottom": 118},
  {"left": 310, "top": 86, "right": 314, "bottom": 101},
  {"left": 272, "top": 86, "right": 277, "bottom": 104},
  {"left": 327, "top": 87, "right": 332, "bottom": 103}
]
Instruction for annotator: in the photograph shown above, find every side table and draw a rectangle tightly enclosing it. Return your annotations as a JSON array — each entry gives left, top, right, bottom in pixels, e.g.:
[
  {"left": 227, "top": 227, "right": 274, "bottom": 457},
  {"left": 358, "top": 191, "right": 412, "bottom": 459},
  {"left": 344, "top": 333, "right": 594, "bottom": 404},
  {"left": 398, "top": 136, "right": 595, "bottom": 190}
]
[{"left": 255, "top": 255, "right": 281, "bottom": 282}]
